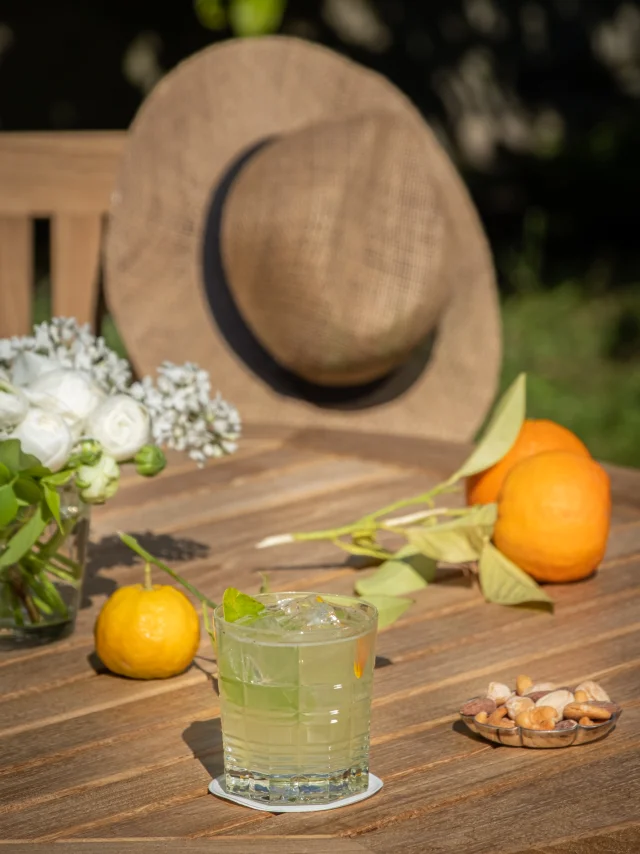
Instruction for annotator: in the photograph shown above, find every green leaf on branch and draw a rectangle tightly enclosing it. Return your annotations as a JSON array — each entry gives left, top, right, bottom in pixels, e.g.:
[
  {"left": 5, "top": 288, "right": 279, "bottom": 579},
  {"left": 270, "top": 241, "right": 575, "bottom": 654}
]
[
  {"left": 0, "top": 440, "right": 26, "bottom": 474},
  {"left": 479, "top": 541, "right": 554, "bottom": 611},
  {"left": 449, "top": 373, "right": 526, "bottom": 482},
  {"left": 407, "top": 503, "right": 497, "bottom": 564},
  {"left": 355, "top": 546, "right": 436, "bottom": 598},
  {"left": 408, "top": 524, "right": 481, "bottom": 564},
  {"left": 0, "top": 504, "right": 50, "bottom": 568},
  {"left": 0, "top": 484, "right": 18, "bottom": 527},
  {"left": 359, "top": 594, "right": 413, "bottom": 629},
  {"left": 0, "top": 439, "right": 46, "bottom": 476},
  {"left": 229, "top": 0, "right": 286, "bottom": 36},
  {"left": 43, "top": 484, "right": 62, "bottom": 528},
  {"left": 333, "top": 537, "right": 392, "bottom": 562},
  {"left": 394, "top": 543, "right": 438, "bottom": 576},
  {"left": 14, "top": 476, "right": 44, "bottom": 507},
  {"left": 455, "top": 503, "right": 498, "bottom": 533},
  {"left": 0, "top": 462, "right": 11, "bottom": 486},
  {"left": 25, "top": 465, "right": 54, "bottom": 478},
  {"left": 42, "top": 471, "right": 74, "bottom": 487}
]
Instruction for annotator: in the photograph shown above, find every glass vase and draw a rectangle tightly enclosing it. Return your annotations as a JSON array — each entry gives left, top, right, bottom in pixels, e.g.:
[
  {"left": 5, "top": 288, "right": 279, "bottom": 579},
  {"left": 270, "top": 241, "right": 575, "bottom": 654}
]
[{"left": 0, "top": 483, "right": 90, "bottom": 648}]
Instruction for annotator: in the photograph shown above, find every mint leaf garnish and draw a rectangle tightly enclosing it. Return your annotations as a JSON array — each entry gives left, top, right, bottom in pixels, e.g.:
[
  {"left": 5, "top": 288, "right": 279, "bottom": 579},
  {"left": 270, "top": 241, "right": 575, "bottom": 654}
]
[{"left": 223, "top": 587, "right": 266, "bottom": 623}]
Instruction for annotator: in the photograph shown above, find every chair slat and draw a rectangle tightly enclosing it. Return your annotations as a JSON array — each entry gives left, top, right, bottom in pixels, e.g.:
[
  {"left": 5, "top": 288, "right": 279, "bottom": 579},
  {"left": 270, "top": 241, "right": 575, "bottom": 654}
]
[
  {"left": 0, "top": 215, "right": 33, "bottom": 336},
  {"left": 0, "top": 132, "right": 125, "bottom": 216},
  {"left": 51, "top": 213, "right": 103, "bottom": 329}
]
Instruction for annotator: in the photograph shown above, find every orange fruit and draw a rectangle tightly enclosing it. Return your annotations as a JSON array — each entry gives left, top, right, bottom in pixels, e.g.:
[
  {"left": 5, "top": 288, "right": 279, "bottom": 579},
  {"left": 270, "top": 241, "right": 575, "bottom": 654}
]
[
  {"left": 493, "top": 450, "right": 611, "bottom": 583},
  {"left": 466, "top": 419, "right": 590, "bottom": 505},
  {"left": 95, "top": 583, "right": 200, "bottom": 679}
]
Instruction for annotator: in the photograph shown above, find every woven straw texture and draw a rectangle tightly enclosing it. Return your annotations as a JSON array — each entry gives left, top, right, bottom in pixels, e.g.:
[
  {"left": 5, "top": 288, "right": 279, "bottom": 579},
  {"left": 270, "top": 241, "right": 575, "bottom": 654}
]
[
  {"left": 223, "top": 111, "right": 447, "bottom": 386},
  {"left": 105, "top": 35, "right": 501, "bottom": 440}
]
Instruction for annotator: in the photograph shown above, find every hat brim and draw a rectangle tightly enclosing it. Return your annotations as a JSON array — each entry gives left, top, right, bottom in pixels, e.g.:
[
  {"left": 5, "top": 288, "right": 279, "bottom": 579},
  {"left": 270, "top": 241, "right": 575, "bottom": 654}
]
[{"left": 105, "top": 35, "right": 501, "bottom": 441}]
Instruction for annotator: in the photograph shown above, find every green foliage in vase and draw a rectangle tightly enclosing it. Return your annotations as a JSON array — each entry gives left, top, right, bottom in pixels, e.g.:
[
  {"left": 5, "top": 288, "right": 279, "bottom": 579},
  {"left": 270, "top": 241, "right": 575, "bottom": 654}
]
[{"left": 0, "top": 440, "right": 82, "bottom": 627}]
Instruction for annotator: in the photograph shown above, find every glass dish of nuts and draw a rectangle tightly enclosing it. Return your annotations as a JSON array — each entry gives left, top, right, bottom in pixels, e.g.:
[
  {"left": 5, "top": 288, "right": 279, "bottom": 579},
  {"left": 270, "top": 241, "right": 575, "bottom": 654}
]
[{"left": 459, "top": 677, "right": 622, "bottom": 748}]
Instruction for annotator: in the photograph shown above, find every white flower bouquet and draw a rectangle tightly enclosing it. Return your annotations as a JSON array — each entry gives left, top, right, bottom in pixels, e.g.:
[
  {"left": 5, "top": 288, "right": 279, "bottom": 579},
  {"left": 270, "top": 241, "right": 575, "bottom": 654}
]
[{"left": 0, "top": 317, "right": 240, "bottom": 641}]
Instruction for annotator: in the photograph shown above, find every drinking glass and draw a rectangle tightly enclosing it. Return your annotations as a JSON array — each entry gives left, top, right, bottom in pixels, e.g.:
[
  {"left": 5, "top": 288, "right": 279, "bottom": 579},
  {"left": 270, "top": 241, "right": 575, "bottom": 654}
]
[{"left": 214, "top": 591, "right": 378, "bottom": 804}]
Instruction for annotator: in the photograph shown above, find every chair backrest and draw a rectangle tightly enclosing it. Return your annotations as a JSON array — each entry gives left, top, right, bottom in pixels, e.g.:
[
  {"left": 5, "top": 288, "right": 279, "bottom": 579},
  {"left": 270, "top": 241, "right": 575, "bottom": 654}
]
[{"left": 0, "top": 132, "right": 126, "bottom": 337}]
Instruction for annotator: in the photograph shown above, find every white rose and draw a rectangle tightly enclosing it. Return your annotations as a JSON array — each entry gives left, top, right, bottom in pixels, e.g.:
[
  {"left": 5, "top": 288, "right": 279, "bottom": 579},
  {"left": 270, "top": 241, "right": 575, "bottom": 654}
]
[
  {"left": 75, "top": 454, "right": 120, "bottom": 504},
  {"left": 0, "top": 379, "right": 28, "bottom": 430},
  {"left": 11, "top": 351, "right": 60, "bottom": 387},
  {"left": 24, "top": 369, "right": 104, "bottom": 441},
  {"left": 11, "top": 407, "right": 73, "bottom": 472},
  {"left": 86, "top": 395, "right": 151, "bottom": 462}
]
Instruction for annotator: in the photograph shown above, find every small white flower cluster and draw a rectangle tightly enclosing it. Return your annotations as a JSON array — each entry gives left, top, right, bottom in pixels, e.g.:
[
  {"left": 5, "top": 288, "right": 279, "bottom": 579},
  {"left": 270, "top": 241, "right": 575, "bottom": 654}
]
[
  {"left": 0, "top": 317, "right": 131, "bottom": 393},
  {"left": 130, "top": 362, "right": 241, "bottom": 465},
  {"left": 0, "top": 318, "right": 241, "bottom": 474}
]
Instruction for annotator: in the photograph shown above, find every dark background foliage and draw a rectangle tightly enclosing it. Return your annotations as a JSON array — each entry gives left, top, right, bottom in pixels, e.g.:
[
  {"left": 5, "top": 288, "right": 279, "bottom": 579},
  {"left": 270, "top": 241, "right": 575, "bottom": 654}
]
[{"left": 1, "top": 0, "right": 639, "bottom": 463}]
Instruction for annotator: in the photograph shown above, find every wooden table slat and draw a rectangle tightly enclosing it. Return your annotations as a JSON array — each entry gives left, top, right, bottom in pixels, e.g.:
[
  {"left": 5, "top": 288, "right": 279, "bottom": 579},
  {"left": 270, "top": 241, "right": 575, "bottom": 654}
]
[
  {"left": 0, "top": 842, "right": 370, "bottom": 853},
  {"left": 1, "top": 426, "right": 638, "bottom": 852}
]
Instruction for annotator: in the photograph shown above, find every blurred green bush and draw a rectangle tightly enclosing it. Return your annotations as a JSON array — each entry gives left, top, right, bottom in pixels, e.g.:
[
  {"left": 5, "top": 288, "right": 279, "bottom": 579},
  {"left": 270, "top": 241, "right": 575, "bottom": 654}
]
[{"left": 499, "top": 284, "right": 640, "bottom": 467}]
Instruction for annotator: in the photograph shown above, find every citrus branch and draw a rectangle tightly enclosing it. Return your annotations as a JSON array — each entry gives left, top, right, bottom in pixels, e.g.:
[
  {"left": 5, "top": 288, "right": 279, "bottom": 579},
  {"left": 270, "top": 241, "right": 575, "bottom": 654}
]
[{"left": 255, "top": 481, "right": 463, "bottom": 550}]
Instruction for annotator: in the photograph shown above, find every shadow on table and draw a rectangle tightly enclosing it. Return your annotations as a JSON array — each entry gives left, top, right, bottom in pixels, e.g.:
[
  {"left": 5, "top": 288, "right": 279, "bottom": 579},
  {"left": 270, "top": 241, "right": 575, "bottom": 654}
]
[
  {"left": 183, "top": 718, "right": 224, "bottom": 780},
  {"left": 189, "top": 657, "right": 220, "bottom": 696},
  {"left": 81, "top": 531, "right": 210, "bottom": 608},
  {"left": 451, "top": 718, "right": 500, "bottom": 748},
  {"left": 252, "top": 562, "right": 480, "bottom": 588},
  {"left": 86, "top": 651, "right": 221, "bottom": 683},
  {"left": 251, "top": 558, "right": 356, "bottom": 573},
  {"left": 252, "top": 551, "right": 406, "bottom": 575}
]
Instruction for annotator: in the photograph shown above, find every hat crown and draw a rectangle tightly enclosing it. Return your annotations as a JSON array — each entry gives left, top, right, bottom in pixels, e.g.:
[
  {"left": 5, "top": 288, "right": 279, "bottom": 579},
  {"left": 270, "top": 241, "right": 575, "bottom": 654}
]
[
  {"left": 222, "top": 111, "right": 449, "bottom": 386},
  {"left": 105, "top": 35, "right": 501, "bottom": 441}
]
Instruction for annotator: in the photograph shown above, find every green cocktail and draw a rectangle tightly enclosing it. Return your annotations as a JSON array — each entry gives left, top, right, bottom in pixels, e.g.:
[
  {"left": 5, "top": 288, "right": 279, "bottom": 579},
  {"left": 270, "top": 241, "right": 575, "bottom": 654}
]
[{"left": 214, "top": 592, "right": 378, "bottom": 804}]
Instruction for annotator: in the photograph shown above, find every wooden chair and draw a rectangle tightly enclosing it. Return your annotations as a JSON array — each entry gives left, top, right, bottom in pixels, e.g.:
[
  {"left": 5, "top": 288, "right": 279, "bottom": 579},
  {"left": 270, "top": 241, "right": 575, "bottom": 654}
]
[{"left": 0, "top": 132, "right": 125, "bottom": 337}]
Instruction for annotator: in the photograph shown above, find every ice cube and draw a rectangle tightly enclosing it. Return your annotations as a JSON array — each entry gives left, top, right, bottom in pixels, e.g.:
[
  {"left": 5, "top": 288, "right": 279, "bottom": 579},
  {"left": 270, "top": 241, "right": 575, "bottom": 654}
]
[
  {"left": 240, "top": 612, "right": 282, "bottom": 633},
  {"left": 243, "top": 652, "right": 264, "bottom": 683},
  {"left": 277, "top": 597, "right": 301, "bottom": 617},
  {"left": 304, "top": 601, "right": 341, "bottom": 628},
  {"left": 270, "top": 594, "right": 343, "bottom": 632}
]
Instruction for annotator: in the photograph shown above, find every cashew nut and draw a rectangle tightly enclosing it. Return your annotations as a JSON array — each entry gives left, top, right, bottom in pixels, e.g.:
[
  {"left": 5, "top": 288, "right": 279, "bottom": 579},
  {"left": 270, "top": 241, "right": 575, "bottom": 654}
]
[
  {"left": 516, "top": 705, "right": 560, "bottom": 730},
  {"left": 486, "top": 682, "right": 513, "bottom": 705},
  {"left": 516, "top": 675, "right": 533, "bottom": 696},
  {"left": 528, "top": 682, "right": 556, "bottom": 694},
  {"left": 536, "top": 689, "right": 574, "bottom": 719},
  {"left": 487, "top": 706, "right": 509, "bottom": 726},
  {"left": 574, "top": 680, "right": 610, "bottom": 702},
  {"left": 563, "top": 702, "right": 611, "bottom": 722},
  {"left": 506, "top": 695, "right": 534, "bottom": 720}
]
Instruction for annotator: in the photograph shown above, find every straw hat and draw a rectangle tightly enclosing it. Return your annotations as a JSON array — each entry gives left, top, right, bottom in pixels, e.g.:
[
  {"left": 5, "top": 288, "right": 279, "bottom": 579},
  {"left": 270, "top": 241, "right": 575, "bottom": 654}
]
[{"left": 105, "top": 35, "right": 501, "bottom": 441}]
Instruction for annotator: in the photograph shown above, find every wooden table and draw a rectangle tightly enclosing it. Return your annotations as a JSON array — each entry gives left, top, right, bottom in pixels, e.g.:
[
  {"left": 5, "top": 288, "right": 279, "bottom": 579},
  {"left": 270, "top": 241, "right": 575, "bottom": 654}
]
[{"left": 1, "top": 427, "right": 639, "bottom": 853}]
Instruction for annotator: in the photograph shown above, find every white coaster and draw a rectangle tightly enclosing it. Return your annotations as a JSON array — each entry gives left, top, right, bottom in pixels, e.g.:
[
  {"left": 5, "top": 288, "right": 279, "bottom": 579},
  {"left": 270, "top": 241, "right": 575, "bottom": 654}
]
[{"left": 209, "top": 773, "right": 383, "bottom": 813}]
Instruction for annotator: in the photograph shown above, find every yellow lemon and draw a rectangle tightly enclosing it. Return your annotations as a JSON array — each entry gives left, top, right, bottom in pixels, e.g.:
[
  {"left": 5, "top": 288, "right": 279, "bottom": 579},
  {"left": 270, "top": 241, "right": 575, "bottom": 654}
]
[{"left": 95, "top": 581, "right": 200, "bottom": 679}]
